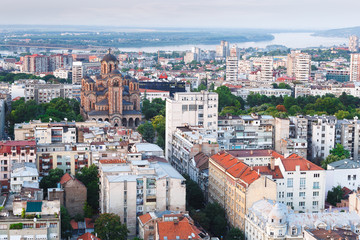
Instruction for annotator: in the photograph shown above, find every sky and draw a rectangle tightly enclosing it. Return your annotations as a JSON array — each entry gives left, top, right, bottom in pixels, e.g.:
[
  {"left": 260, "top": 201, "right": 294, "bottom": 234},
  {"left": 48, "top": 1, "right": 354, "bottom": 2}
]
[{"left": 1, "top": 0, "right": 360, "bottom": 30}]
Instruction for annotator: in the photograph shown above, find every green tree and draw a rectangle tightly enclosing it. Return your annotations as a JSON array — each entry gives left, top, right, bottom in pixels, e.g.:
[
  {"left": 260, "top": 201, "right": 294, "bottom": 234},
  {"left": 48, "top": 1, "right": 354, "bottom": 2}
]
[
  {"left": 39, "top": 168, "right": 64, "bottom": 197},
  {"left": 215, "top": 86, "right": 244, "bottom": 111},
  {"left": 327, "top": 186, "right": 344, "bottom": 206},
  {"left": 226, "top": 228, "right": 244, "bottom": 240},
  {"left": 76, "top": 165, "right": 99, "bottom": 214},
  {"left": 94, "top": 213, "right": 129, "bottom": 240},
  {"left": 321, "top": 155, "right": 341, "bottom": 169},
  {"left": 61, "top": 206, "right": 72, "bottom": 238},
  {"left": 83, "top": 201, "right": 93, "bottom": 218},
  {"left": 137, "top": 122, "right": 155, "bottom": 143},
  {"left": 330, "top": 144, "right": 350, "bottom": 159},
  {"left": 184, "top": 175, "right": 205, "bottom": 210}
]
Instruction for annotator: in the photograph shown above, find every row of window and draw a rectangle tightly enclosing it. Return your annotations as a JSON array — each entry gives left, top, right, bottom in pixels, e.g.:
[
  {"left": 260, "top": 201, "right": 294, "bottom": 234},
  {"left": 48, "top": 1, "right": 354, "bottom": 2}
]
[{"left": 287, "top": 178, "right": 320, "bottom": 189}]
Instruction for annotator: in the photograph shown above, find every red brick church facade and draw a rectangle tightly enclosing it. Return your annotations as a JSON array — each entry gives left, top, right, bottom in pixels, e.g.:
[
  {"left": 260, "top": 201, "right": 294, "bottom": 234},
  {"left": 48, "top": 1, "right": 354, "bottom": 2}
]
[{"left": 80, "top": 50, "right": 141, "bottom": 127}]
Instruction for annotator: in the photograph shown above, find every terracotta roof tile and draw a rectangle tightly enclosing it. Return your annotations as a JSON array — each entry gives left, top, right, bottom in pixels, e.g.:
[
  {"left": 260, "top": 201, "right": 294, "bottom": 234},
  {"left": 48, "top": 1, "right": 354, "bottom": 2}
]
[
  {"left": 157, "top": 218, "right": 201, "bottom": 240},
  {"left": 71, "top": 219, "right": 78, "bottom": 230},
  {"left": 77, "top": 232, "right": 101, "bottom": 240},
  {"left": 138, "top": 213, "right": 152, "bottom": 225},
  {"left": 85, "top": 218, "right": 95, "bottom": 229},
  {"left": 59, "top": 173, "right": 72, "bottom": 185},
  {"left": 253, "top": 166, "right": 284, "bottom": 179},
  {"left": 281, "top": 157, "right": 324, "bottom": 171}
]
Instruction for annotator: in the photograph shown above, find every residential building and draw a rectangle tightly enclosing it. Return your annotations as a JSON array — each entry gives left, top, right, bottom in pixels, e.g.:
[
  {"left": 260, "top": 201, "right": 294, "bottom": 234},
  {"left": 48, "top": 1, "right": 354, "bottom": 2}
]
[
  {"left": 336, "top": 118, "right": 360, "bottom": 161},
  {"left": 278, "top": 138, "right": 307, "bottom": 159},
  {"left": 326, "top": 159, "right": 360, "bottom": 195},
  {"left": 10, "top": 162, "right": 39, "bottom": 193},
  {"left": 245, "top": 199, "right": 360, "bottom": 240},
  {"left": 208, "top": 151, "right": 277, "bottom": 230},
  {"left": 25, "top": 82, "right": 74, "bottom": 103},
  {"left": 77, "top": 232, "right": 100, "bottom": 240},
  {"left": 189, "top": 152, "right": 209, "bottom": 200},
  {"left": 49, "top": 54, "right": 73, "bottom": 71},
  {"left": 0, "top": 199, "right": 61, "bottom": 240},
  {"left": 350, "top": 53, "right": 360, "bottom": 82},
  {"left": 216, "top": 40, "right": 229, "bottom": 59},
  {"left": 226, "top": 56, "right": 238, "bottom": 81},
  {"left": 0, "top": 99, "right": 5, "bottom": 140},
  {"left": 72, "top": 61, "right": 84, "bottom": 84},
  {"left": 287, "top": 51, "right": 311, "bottom": 82},
  {"left": 37, "top": 143, "right": 91, "bottom": 176},
  {"left": 233, "top": 88, "right": 291, "bottom": 100},
  {"left": 170, "top": 126, "right": 218, "bottom": 175},
  {"left": 349, "top": 35, "right": 359, "bottom": 53},
  {"left": 0, "top": 141, "right": 36, "bottom": 187},
  {"left": 138, "top": 211, "right": 208, "bottom": 240},
  {"left": 304, "top": 228, "right": 359, "bottom": 240},
  {"left": 165, "top": 91, "right": 218, "bottom": 161},
  {"left": 53, "top": 68, "right": 71, "bottom": 80},
  {"left": 22, "top": 54, "right": 49, "bottom": 74},
  {"left": 99, "top": 160, "right": 186, "bottom": 236},
  {"left": 218, "top": 114, "right": 274, "bottom": 150},
  {"left": 260, "top": 56, "right": 274, "bottom": 82},
  {"left": 131, "top": 143, "right": 164, "bottom": 159},
  {"left": 139, "top": 88, "right": 169, "bottom": 102}
]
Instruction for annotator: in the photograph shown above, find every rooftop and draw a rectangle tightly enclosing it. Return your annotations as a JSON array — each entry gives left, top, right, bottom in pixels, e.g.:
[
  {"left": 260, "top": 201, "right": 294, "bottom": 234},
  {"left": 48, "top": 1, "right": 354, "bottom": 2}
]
[{"left": 327, "top": 159, "right": 360, "bottom": 170}]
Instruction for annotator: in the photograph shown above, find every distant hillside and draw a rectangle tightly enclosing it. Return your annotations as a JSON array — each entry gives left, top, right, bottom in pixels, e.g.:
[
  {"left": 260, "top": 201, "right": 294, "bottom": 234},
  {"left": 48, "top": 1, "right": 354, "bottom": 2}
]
[{"left": 314, "top": 26, "right": 360, "bottom": 37}]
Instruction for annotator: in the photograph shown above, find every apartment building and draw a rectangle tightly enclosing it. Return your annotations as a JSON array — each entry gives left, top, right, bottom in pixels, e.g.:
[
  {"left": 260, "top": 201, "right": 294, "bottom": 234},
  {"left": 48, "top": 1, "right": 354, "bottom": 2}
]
[
  {"left": 0, "top": 141, "right": 36, "bottom": 187},
  {"left": 268, "top": 154, "right": 326, "bottom": 212},
  {"left": 36, "top": 143, "right": 91, "bottom": 176},
  {"left": 99, "top": 160, "right": 186, "bottom": 236},
  {"left": 234, "top": 88, "right": 291, "bottom": 100},
  {"left": 350, "top": 53, "right": 360, "bottom": 82},
  {"left": 218, "top": 114, "right": 274, "bottom": 150},
  {"left": 72, "top": 61, "right": 84, "bottom": 84},
  {"left": 336, "top": 117, "right": 360, "bottom": 160},
  {"left": 22, "top": 54, "right": 49, "bottom": 74},
  {"left": 10, "top": 162, "right": 39, "bottom": 193},
  {"left": 307, "top": 115, "right": 336, "bottom": 160},
  {"left": 349, "top": 35, "right": 359, "bottom": 52},
  {"left": 165, "top": 91, "right": 218, "bottom": 161},
  {"left": 278, "top": 138, "right": 307, "bottom": 159},
  {"left": 25, "top": 82, "right": 73, "bottom": 103},
  {"left": 287, "top": 51, "right": 311, "bottom": 82},
  {"left": 226, "top": 56, "right": 239, "bottom": 81},
  {"left": 208, "top": 151, "right": 277, "bottom": 230},
  {"left": 260, "top": 56, "right": 274, "bottom": 82},
  {"left": 170, "top": 126, "right": 218, "bottom": 174},
  {"left": 215, "top": 40, "right": 229, "bottom": 59},
  {"left": 139, "top": 88, "right": 170, "bottom": 102}
]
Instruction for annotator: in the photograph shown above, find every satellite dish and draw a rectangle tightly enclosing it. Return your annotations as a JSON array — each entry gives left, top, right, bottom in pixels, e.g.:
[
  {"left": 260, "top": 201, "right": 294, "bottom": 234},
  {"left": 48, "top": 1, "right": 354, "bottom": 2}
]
[{"left": 49, "top": 118, "right": 52, "bottom": 122}]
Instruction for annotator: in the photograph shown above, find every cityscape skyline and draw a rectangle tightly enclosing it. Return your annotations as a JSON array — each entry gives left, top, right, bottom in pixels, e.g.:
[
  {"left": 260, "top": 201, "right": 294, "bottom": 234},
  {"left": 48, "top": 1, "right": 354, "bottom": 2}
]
[{"left": 1, "top": 0, "right": 360, "bottom": 30}]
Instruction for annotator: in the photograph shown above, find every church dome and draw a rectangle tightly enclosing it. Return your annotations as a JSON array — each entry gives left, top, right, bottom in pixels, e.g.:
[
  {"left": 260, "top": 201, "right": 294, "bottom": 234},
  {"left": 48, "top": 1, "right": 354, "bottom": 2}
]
[{"left": 102, "top": 53, "right": 118, "bottom": 62}]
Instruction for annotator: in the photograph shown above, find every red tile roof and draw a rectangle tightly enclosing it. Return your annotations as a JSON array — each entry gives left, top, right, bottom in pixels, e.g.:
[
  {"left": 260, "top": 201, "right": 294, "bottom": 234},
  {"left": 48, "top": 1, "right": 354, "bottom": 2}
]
[
  {"left": 59, "top": 173, "right": 72, "bottom": 185},
  {"left": 77, "top": 232, "right": 101, "bottom": 240},
  {"left": 253, "top": 166, "right": 284, "bottom": 179},
  {"left": 138, "top": 213, "right": 152, "bottom": 225},
  {"left": 157, "top": 218, "right": 201, "bottom": 240},
  {"left": 85, "top": 218, "right": 95, "bottom": 229},
  {"left": 281, "top": 156, "right": 324, "bottom": 171},
  {"left": 70, "top": 219, "right": 78, "bottom": 230},
  {"left": 99, "top": 159, "right": 126, "bottom": 164}
]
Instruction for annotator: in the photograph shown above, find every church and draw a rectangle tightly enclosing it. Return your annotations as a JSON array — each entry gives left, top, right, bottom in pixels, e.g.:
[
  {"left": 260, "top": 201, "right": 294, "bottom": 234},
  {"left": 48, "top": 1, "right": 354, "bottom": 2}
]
[{"left": 80, "top": 50, "right": 142, "bottom": 127}]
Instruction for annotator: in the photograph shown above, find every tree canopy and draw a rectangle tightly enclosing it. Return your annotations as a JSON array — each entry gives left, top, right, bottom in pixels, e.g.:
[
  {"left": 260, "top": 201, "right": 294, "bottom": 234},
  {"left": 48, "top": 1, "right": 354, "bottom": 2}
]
[
  {"left": 137, "top": 122, "right": 155, "bottom": 143},
  {"left": 327, "top": 186, "right": 344, "bottom": 206},
  {"left": 94, "top": 213, "right": 129, "bottom": 240},
  {"left": 39, "top": 168, "right": 64, "bottom": 197},
  {"left": 76, "top": 164, "right": 99, "bottom": 214}
]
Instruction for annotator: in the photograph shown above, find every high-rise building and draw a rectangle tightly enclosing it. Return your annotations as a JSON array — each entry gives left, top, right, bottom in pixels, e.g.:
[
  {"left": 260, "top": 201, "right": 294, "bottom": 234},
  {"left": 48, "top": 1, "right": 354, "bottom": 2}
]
[
  {"left": 72, "top": 61, "right": 84, "bottom": 84},
  {"left": 350, "top": 53, "right": 360, "bottom": 82},
  {"left": 226, "top": 56, "right": 239, "bottom": 81},
  {"left": 165, "top": 91, "right": 218, "bottom": 161},
  {"left": 287, "top": 51, "right": 311, "bottom": 82},
  {"left": 349, "top": 35, "right": 359, "bottom": 52},
  {"left": 23, "top": 54, "right": 49, "bottom": 74},
  {"left": 216, "top": 40, "right": 229, "bottom": 59},
  {"left": 260, "top": 56, "right": 274, "bottom": 82}
]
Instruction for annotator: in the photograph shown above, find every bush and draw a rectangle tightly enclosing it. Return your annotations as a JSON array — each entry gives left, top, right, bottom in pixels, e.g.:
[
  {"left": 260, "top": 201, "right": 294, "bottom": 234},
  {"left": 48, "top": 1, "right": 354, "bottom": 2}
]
[{"left": 10, "top": 223, "right": 23, "bottom": 229}]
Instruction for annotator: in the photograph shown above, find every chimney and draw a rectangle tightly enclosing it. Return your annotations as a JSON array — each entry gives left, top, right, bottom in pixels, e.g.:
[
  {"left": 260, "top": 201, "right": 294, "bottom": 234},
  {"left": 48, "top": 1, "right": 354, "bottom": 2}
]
[
  {"left": 250, "top": 150, "right": 253, "bottom": 155},
  {"left": 251, "top": 166, "right": 253, "bottom": 171},
  {"left": 307, "top": 163, "right": 310, "bottom": 170},
  {"left": 270, "top": 157, "right": 275, "bottom": 171}
]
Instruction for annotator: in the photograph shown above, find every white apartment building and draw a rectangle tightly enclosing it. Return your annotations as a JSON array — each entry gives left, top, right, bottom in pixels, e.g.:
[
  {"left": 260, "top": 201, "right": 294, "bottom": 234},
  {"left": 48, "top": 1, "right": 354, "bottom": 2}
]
[
  {"left": 326, "top": 159, "right": 360, "bottom": 196},
  {"left": 10, "top": 162, "right": 39, "bottom": 192},
  {"left": 35, "top": 125, "right": 77, "bottom": 144},
  {"left": 245, "top": 199, "right": 360, "bottom": 240},
  {"left": 72, "top": 61, "right": 84, "bottom": 84},
  {"left": 170, "top": 126, "right": 218, "bottom": 174},
  {"left": 272, "top": 155, "right": 326, "bottom": 213},
  {"left": 25, "top": 83, "right": 74, "bottom": 103},
  {"left": 53, "top": 68, "right": 70, "bottom": 80},
  {"left": 308, "top": 115, "right": 336, "bottom": 159},
  {"left": 165, "top": 91, "right": 218, "bottom": 161},
  {"left": 234, "top": 88, "right": 291, "bottom": 100},
  {"left": 336, "top": 118, "right": 360, "bottom": 161},
  {"left": 0, "top": 99, "right": 5, "bottom": 140},
  {"left": 226, "top": 56, "right": 239, "bottom": 81},
  {"left": 350, "top": 53, "right": 360, "bottom": 82},
  {"left": 260, "top": 56, "right": 274, "bottom": 82},
  {"left": 287, "top": 51, "right": 311, "bottom": 82},
  {"left": 218, "top": 114, "right": 274, "bottom": 150},
  {"left": 99, "top": 160, "right": 186, "bottom": 236},
  {"left": 139, "top": 88, "right": 169, "bottom": 102}
]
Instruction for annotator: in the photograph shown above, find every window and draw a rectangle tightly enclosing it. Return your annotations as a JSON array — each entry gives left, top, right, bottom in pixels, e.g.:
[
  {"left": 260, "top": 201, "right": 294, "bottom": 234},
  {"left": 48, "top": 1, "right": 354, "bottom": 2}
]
[
  {"left": 313, "top": 191, "right": 319, "bottom": 197},
  {"left": 287, "top": 192, "right": 293, "bottom": 198},
  {"left": 299, "top": 202, "right": 305, "bottom": 206},
  {"left": 300, "top": 178, "right": 306, "bottom": 188},
  {"left": 198, "top": 113, "right": 203, "bottom": 118},
  {"left": 313, "top": 182, "right": 320, "bottom": 189},
  {"left": 348, "top": 175, "right": 351, "bottom": 181},
  {"left": 182, "top": 105, "right": 188, "bottom": 111},
  {"left": 354, "top": 175, "right": 357, "bottom": 180},
  {"left": 314, "top": 173, "right": 320, "bottom": 178},
  {"left": 299, "top": 192, "right": 305, "bottom": 197},
  {"left": 287, "top": 178, "right": 293, "bottom": 188},
  {"left": 199, "top": 105, "right": 204, "bottom": 110},
  {"left": 313, "top": 201, "right": 318, "bottom": 206}
]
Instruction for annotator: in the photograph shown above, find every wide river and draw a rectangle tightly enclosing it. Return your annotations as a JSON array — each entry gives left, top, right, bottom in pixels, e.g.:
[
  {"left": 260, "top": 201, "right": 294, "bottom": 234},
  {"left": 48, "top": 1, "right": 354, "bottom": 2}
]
[
  {"left": 118, "top": 32, "right": 348, "bottom": 52},
  {"left": 0, "top": 32, "right": 349, "bottom": 55}
]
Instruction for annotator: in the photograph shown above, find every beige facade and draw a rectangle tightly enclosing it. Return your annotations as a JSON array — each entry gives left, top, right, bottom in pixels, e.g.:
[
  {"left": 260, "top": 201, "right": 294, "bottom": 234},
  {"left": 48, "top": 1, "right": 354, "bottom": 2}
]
[
  {"left": 208, "top": 152, "right": 276, "bottom": 230},
  {"left": 99, "top": 160, "right": 186, "bottom": 236}
]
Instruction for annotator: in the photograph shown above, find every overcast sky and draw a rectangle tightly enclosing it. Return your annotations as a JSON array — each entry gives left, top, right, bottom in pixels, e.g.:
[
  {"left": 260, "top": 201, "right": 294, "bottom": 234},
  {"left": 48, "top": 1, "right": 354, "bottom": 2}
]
[{"left": 1, "top": 0, "right": 359, "bottom": 30}]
